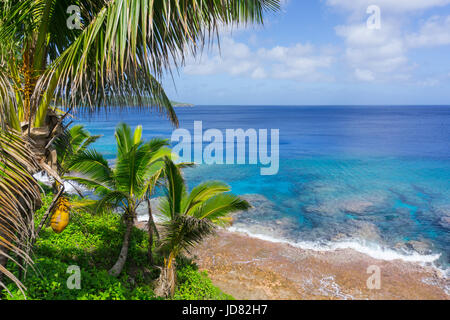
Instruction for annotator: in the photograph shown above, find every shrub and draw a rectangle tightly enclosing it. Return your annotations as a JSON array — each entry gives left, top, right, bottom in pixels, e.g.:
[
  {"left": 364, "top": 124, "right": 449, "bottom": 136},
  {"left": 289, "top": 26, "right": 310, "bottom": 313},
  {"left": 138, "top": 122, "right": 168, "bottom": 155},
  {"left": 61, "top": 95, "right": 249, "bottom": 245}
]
[{"left": 174, "top": 264, "right": 234, "bottom": 300}]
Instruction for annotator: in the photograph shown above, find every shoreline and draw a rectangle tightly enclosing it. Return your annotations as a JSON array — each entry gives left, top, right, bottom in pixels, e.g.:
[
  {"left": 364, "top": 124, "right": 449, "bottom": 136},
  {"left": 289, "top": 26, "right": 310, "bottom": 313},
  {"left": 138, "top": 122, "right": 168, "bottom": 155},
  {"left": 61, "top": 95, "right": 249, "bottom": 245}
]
[
  {"left": 228, "top": 226, "right": 444, "bottom": 266},
  {"left": 188, "top": 229, "right": 449, "bottom": 300}
]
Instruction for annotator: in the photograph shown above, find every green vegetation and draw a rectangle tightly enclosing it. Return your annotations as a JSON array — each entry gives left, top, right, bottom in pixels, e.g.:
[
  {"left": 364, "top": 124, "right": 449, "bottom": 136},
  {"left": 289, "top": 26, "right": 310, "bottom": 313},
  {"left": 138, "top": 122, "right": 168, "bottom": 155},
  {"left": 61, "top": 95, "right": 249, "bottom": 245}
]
[
  {"left": 171, "top": 100, "right": 194, "bottom": 107},
  {"left": 4, "top": 193, "right": 232, "bottom": 300},
  {"left": 174, "top": 265, "right": 233, "bottom": 300}
]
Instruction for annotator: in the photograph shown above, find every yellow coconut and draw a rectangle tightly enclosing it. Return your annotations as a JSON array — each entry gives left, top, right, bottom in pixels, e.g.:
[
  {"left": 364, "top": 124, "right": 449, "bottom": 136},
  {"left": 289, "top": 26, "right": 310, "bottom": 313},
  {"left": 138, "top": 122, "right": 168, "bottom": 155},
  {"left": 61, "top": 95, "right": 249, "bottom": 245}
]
[{"left": 50, "top": 196, "right": 70, "bottom": 233}]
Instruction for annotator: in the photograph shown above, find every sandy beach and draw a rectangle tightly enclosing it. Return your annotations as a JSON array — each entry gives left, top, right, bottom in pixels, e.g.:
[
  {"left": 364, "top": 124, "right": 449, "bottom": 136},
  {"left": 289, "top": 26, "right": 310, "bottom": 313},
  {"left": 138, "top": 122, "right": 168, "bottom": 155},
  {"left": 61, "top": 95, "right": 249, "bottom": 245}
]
[{"left": 188, "top": 229, "right": 449, "bottom": 300}]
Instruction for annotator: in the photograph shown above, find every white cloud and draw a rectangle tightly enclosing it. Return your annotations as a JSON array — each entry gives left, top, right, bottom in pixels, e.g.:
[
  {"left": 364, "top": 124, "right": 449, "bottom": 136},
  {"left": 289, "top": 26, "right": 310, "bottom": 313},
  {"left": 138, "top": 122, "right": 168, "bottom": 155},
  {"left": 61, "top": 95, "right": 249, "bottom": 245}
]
[
  {"left": 183, "top": 38, "right": 335, "bottom": 81},
  {"left": 354, "top": 69, "right": 375, "bottom": 81},
  {"left": 251, "top": 67, "right": 267, "bottom": 79},
  {"left": 183, "top": 1, "right": 450, "bottom": 85},
  {"left": 328, "top": 0, "right": 450, "bottom": 82},
  {"left": 335, "top": 22, "right": 409, "bottom": 81},
  {"left": 407, "top": 15, "right": 450, "bottom": 47},
  {"left": 327, "top": 0, "right": 450, "bottom": 14},
  {"left": 417, "top": 78, "right": 440, "bottom": 87}
]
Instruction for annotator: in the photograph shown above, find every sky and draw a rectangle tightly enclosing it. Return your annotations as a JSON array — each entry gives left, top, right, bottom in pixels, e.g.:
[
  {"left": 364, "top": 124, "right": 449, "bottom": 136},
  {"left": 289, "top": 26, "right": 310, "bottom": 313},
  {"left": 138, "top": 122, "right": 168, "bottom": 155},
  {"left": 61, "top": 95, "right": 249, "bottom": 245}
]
[{"left": 162, "top": 0, "right": 450, "bottom": 105}]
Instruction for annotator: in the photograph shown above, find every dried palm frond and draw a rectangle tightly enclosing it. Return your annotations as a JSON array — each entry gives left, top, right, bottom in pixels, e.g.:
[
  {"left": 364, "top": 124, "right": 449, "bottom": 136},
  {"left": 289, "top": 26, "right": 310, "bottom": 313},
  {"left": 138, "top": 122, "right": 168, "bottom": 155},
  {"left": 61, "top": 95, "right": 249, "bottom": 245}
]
[{"left": 0, "top": 129, "right": 40, "bottom": 296}]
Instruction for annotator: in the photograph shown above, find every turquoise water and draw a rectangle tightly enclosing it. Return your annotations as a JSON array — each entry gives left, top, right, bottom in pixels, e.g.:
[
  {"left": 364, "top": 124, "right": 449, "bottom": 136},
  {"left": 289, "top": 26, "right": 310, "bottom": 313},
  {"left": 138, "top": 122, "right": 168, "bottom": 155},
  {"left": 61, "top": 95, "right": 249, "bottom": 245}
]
[{"left": 79, "top": 105, "right": 450, "bottom": 269}]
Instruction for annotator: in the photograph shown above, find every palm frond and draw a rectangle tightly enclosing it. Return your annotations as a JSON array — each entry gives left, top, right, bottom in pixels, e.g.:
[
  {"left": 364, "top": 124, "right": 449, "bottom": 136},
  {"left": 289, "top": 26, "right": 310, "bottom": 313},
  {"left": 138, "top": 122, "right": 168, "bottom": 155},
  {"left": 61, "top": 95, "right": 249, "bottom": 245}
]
[
  {"left": 182, "top": 181, "right": 230, "bottom": 215},
  {"left": 191, "top": 193, "right": 251, "bottom": 226},
  {"left": 162, "top": 157, "right": 185, "bottom": 219},
  {"left": 66, "top": 149, "right": 114, "bottom": 187},
  {"left": 54, "top": 124, "right": 101, "bottom": 175},
  {"left": 158, "top": 158, "right": 250, "bottom": 263},
  {"left": 33, "top": 0, "right": 280, "bottom": 126},
  {"left": 93, "top": 190, "right": 128, "bottom": 215},
  {"left": 0, "top": 129, "right": 40, "bottom": 296},
  {"left": 159, "top": 214, "right": 215, "bottom": 256},
  {"left": 0, "top": 64, "right": 19, "bottom": 130},
  {"left": 115, "top": 124, "right": 168, "bottom": 197},
  {"left": 115, "top": 123, "right": 135, "bottom": 157},
  {"left": 63, "top": 176, "right": 111, "bottom": 197}
]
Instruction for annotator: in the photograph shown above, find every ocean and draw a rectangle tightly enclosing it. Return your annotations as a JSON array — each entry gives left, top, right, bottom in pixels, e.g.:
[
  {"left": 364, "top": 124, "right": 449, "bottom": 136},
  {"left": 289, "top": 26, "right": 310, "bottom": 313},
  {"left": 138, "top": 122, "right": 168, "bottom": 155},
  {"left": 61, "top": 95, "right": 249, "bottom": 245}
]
[{"left": 78, "top": 105, "right": 450, "bottom": 272}]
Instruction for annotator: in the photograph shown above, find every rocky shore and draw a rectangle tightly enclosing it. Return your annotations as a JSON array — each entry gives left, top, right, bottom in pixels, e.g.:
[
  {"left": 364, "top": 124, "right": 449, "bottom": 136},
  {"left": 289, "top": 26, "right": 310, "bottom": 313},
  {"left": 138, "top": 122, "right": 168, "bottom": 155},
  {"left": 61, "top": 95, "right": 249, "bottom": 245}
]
[
  {"left": 135, "top": 197, "right": 449, "bottom": 300},
  {"left": 189, "top": 229, "right": 449, "bottom": 300}
]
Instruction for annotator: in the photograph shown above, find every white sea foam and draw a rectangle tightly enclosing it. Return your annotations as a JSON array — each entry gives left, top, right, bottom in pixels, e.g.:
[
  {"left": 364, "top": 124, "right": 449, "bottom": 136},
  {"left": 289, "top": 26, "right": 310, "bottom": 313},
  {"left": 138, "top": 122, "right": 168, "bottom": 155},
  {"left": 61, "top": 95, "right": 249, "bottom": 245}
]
[
  {"left": 137, "top": 213, "right": 164, "bottom": 223},
  {"left": 33, "top": 172, "right": 85, "bottom": 195},
  {"left": 136, "top": 199, "right": 164, "bottom": 223},
  {"left": 318, "top": 276, "right": 356, "bottom": 300},
  {"left": 137, "top": 214, "right": 148, "bottom": 222},
  {"left": 228, "top": 226, "right": 448, "bottom": 275}
]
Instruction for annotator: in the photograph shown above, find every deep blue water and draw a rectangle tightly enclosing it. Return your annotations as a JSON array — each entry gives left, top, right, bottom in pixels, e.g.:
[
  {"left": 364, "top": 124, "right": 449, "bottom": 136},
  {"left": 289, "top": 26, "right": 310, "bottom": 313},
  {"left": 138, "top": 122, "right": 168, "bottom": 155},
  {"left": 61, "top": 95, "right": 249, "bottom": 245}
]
[{"left": 79, "top": 105, "right": 450, "bottom": 269}]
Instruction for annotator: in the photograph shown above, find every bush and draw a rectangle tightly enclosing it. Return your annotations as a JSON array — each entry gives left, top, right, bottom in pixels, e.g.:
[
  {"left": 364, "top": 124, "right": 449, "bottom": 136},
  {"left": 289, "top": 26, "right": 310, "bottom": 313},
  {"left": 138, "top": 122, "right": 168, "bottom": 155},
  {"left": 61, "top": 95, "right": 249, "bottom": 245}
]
[{"left": 174, "top": 264, "right": 234, "bottom": 300}]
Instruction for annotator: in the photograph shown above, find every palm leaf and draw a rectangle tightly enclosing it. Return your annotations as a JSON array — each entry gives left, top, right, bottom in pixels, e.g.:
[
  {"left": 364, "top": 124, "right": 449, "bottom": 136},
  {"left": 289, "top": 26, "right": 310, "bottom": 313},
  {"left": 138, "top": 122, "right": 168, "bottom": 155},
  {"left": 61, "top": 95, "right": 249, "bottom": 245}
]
[
  {"left": 191, "top": 193, "right": 251, "bottom": 226},
  {"left": 33, "top": 0, "right": 280, "bottom": 126},
  {"left": 54, "top": 124, "right": 101, "bottom": 175},
  {"left": 159, "top": 214, "right": 215, "bottom": 256},
  {"left": 0, "top": 64, "right": 19, "bottom": 130},
  {"left": 0, "top": 129, "right": 40, "bottom": 296},
  {"left": 182, "top": 181, "right": 230, "bottom": 215},
  {"left": 93, "top": 190, "right": 128, "bottom": 215},
  {"left": 162, "top": 157, "right": 185, "bottom": 220},
  {"left": 66, "top": 149, "right": 114, "bottom": 187},
  {"left": 115, "top": 123, "right": 135, "bottom": 157},
  {"left": 63, "top": 176, "right": 112, "bottom": 197}
]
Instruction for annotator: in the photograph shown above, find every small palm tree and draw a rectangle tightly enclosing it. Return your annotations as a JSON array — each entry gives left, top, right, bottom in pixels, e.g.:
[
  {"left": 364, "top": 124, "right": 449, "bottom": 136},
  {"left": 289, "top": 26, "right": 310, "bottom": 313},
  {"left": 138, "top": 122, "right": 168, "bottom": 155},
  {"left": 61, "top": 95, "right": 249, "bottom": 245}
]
[
  {"left": 54, "top": 125, "right": 102, "bottom": 178},
  {"left": 155, "top": 158, "right": 251, "bottom": 297},
  {"left": 66, "top": 123, "right": 172, "bottom": 276},
  {"left": 143, "top": 159, "right": 195, "bottom": 265}
]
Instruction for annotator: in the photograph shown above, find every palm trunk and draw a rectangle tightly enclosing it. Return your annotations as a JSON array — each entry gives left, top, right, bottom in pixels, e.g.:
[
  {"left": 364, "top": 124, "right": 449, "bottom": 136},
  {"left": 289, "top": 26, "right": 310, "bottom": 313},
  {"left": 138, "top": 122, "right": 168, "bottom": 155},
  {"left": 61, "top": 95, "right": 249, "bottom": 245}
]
[
  {"left": 108, "top": 215, "right": 133, "bottom": 277},
  {"left": 155, "top": 252, "right": 176, "bottom": 298},
  {"left": 146, "top": 198, "right": 159, "bottom": 265},
  {"left": 147, "top": 222, "right": 154, "bottom": 265},
  {"left": 26, "top": 109, "right": 61, "bottom": 168}
]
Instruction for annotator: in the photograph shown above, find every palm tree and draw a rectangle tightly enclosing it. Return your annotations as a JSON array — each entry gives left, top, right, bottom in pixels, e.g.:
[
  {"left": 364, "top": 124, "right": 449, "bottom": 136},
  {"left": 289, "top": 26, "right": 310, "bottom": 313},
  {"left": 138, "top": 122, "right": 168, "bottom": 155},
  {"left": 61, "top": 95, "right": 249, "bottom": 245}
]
[
  {"left": 155, "top": 158, "right": 251, "bottom": 297},
  {"left": 0, "top": 0, "right": 280, "bottom": 294},
  {"left": 65, "top": 123, "right": 172, "bottom": 276},
  {"left": 144, "top": 157, "right": 194, "bottom": 265}
]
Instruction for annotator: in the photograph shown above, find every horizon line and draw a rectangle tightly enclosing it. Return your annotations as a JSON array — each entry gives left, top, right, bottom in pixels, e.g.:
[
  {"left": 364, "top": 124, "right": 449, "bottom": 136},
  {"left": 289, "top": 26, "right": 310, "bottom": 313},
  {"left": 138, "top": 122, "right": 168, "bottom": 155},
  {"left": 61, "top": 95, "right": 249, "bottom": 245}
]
[{"left": 188, "top": 104, "right": 450, "bottom": 107}]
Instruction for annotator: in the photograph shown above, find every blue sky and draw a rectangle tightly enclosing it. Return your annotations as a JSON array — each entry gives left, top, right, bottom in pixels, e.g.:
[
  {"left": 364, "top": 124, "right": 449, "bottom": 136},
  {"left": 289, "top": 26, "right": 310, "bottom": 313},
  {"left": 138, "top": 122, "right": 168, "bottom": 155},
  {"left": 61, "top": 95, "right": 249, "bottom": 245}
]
[{"left": 163, "top": 0, "right": 450, "bottom": 105}]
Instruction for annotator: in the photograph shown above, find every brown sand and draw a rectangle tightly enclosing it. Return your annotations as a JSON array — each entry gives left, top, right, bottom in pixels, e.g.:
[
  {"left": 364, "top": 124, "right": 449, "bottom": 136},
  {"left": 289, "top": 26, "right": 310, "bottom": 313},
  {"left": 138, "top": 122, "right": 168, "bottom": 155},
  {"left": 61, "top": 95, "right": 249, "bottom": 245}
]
[
  {"left": 135, "top": 220, "right": 449, "bottom": 300},
  {"left": 189, "top": 230, "right": 449, "bottom": 300}
]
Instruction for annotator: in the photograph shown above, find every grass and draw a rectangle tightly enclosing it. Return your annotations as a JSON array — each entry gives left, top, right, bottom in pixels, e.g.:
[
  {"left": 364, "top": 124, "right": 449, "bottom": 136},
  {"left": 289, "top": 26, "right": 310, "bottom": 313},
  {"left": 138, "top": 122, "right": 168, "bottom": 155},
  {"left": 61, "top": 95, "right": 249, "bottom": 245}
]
[{"left": 3, "top": 192, "right": 233, "bottom": 300}]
